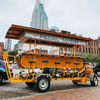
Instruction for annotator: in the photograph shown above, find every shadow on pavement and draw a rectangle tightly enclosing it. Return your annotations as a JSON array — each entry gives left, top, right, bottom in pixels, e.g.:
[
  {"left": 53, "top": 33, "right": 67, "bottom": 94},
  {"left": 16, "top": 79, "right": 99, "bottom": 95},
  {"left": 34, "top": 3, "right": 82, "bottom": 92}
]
[{"left": 0, "top": 81, "right": 95, "bottom": 93}]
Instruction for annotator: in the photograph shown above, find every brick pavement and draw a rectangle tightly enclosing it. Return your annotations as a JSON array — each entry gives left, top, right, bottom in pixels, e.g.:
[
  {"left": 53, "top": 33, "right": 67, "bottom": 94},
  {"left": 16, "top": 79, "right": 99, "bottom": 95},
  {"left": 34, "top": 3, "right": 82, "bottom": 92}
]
[
  {"left": 0, "top": 81, "right": 100, "bottom": 100},
  {"left": 0, "top": 91, "right": 28, "bottom": 100},
  {"left": 22, "top": 87, "right": 100, "bottom": 100}
]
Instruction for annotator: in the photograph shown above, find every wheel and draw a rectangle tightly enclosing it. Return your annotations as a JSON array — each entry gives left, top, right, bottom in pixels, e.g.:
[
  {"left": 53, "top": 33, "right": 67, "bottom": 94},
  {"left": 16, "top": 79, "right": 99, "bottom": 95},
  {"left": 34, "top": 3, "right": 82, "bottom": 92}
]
[
  {"left": 90, "top": 75, "right": 98, "bottom": 86},
  {"left": 72, "top": 81, "right": 78, "bottom": 85},
  {"left": 25, "top": 82, "right": 35, "bottom": 88},
  {"left": 0, "top": 74, "right": 3, "bottom": 85},
  {"left": 37, "top": 77, "right": 50, "bottom": 92}
]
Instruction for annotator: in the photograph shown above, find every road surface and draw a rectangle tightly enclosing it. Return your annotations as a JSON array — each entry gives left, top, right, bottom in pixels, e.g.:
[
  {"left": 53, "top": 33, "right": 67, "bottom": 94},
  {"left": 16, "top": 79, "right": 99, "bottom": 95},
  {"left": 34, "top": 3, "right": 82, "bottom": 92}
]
[{"left": 0, "top": 80, "right": 99, "bottom": 100}]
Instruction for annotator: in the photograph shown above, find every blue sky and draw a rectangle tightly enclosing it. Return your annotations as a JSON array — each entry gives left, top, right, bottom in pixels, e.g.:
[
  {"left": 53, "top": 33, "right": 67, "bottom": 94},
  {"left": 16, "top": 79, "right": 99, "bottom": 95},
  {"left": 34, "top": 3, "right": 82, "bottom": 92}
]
[{"left": 0, "top": 0, "right": 100, "bottom": 43}]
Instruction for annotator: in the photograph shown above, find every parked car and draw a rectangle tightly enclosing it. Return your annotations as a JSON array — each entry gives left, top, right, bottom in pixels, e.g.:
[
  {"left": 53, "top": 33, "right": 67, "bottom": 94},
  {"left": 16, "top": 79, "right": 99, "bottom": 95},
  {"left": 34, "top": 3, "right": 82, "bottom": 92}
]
[{"left": 0, "top": 60, "right": 12, "bottom": 84}]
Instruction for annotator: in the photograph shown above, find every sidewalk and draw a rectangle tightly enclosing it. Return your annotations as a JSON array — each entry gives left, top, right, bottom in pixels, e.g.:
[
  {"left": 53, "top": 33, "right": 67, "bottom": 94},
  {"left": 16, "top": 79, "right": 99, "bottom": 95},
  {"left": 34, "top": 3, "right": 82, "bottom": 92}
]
[
  {"left": 0, "top": 91, "right": 28, "bottom": 100},
  {"left": 21, "top": 87, "right": 100, "bottom": 100}
]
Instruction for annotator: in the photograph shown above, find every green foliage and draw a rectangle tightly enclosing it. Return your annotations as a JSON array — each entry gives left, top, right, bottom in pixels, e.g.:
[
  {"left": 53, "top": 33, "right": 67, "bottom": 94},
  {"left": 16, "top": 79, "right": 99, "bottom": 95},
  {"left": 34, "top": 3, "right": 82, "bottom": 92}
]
[
  {"left": 8, "top": 50, "right": 18, "bottom": 55},
  {"left": 84, "top": 54, "right": 100, "bottom": 63},
  {"left": 96, "top": 55, "right": 100, "bottom": 63},
  {"left": 8, "top": 50, "right": 18, "bottom": 61}
]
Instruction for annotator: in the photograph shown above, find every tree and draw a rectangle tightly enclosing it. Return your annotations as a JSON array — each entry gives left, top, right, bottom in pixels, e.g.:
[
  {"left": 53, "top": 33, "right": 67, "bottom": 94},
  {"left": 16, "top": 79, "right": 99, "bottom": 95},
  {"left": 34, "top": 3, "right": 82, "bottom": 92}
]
[
  {"left": 84, "top": 54, "right": 100, "bottom": 63},
  {"left": 8, "top": 50, "right": 18, "bottom": 55},
  {"left": 95, "top": 55, "right": 100, "bottom": 63},
  {"left": 8, "top": 50, "right": 18, "bottom": 61}
]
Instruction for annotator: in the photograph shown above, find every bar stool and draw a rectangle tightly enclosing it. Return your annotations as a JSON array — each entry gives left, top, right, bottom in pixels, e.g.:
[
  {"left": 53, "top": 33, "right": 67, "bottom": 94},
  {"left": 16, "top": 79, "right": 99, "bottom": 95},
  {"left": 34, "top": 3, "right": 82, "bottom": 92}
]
[
  {"left": 28, "top": 60, "right": 36, "bottom": 77},
  {"left": 42, "top": 60, "right": 49, "bottom": 73},
  {"left": 65, "top": 61, "right": 71, "bottom": 78},
  {"left": 54, "top": 62, "right": 61, "bottom": 78},
  {"left": 74, "top": 62, "right": 80, "bottom": 77},
  {"left": 42, "top": 60, "right": 49, "bottom": 63},
  {"left": 28, "top": 60, "right": 36, "bottom": 67}
]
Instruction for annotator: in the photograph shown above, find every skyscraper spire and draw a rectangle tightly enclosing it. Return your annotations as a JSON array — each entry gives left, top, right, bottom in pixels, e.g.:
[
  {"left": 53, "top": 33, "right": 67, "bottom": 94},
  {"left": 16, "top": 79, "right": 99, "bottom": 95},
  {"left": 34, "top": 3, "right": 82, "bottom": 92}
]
[
  {"left": 35, "top": 0, "right": 40, "bottom": 8},
  {"left": 30, "top": 0, "right": 48, "bottom": 30},
  {"left": 43, "top": 0, "right": 45, "bottom": 8},
  {"left": 35, "top": 0, "right": 45, "bottom": 8},
  {"left": 36, "top": 0, "right": 40, "bottom": 4}
]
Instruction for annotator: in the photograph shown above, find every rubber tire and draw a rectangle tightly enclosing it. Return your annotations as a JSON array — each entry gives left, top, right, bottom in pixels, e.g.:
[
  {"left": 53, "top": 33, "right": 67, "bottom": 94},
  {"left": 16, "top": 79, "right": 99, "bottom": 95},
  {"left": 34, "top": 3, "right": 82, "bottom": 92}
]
[
  {"left": 90, "top": 75, "right": 98, "bottom": 86},
  {"left": 37, "top": 77, "right": 50, "bottom": 92},
  {"left": 72, "top": 81, "right": 78, "bottom": 85},
  {"left": 0, "top": 74, "right": 3, "bottom": 85},
  {"left": 26, "top": 82, "right": 35, "bottom": 88}
]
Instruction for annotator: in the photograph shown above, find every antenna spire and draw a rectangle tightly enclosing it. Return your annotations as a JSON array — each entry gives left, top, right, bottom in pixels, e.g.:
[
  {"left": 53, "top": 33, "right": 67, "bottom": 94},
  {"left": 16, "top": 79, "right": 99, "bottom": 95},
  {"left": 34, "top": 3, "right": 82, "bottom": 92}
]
[{"left": 43, "top": 0, "right": 45, "bottom": 8}]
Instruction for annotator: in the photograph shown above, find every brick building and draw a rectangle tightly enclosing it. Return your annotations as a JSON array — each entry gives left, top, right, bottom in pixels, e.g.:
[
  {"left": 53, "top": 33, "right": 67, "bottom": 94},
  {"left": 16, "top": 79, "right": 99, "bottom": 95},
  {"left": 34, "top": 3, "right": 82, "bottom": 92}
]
[
  {"left": 79, "top": 37, "right": 100, "bottom": 56},
  {"left": 0, "top": 42, "right": 4, "bottom": 53},
  {"left": 95, "top": 37, "right": 100, "bottom": 54}
]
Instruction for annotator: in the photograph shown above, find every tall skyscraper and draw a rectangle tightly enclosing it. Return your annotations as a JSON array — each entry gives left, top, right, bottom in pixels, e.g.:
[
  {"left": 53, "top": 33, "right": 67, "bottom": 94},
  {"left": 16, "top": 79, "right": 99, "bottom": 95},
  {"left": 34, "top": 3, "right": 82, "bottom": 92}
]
[
  {"left": 5, "top": 39, "right": 12, "bottom": 51},
  {"left": 31, "top": 0, "right": 48, "bottom": 30}
]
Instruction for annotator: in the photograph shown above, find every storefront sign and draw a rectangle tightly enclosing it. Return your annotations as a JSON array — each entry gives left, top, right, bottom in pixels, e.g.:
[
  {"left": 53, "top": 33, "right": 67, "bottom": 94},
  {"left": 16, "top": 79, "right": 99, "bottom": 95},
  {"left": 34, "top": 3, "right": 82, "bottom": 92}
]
[{"left": 21, "top": 32, "right": 86, "bottom": 45}]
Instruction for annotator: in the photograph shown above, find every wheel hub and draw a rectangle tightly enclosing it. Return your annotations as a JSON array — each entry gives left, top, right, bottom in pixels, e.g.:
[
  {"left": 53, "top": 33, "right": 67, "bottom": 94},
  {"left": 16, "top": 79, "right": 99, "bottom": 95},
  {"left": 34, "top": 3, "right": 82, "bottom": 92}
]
[
  {"left": 94, "top": 77, "right": 98, "bottom": 85},
  {"left": 39, "top": 79, "right": 48, "bottom": 90}
]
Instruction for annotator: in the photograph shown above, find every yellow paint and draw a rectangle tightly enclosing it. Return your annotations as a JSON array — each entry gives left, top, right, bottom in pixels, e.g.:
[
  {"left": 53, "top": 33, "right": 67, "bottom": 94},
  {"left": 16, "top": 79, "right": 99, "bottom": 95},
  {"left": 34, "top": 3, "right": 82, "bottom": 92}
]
[{"left": 2, "top": 49, "right": 93, "bottom": 84}]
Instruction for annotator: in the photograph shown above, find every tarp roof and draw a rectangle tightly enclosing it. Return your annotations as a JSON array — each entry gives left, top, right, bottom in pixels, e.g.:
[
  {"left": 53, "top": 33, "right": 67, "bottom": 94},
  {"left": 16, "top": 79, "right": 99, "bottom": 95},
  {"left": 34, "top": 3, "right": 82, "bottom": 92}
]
[{"left": 6, "top": 24, "right": 92, "bottom": 41}]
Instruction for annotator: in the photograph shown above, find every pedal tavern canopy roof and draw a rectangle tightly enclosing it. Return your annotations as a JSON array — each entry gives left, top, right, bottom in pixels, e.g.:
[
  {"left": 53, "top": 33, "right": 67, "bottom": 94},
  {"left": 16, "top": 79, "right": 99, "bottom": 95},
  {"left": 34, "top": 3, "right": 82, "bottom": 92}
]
[{"left": 6, "top": 24, "right": 92, "bottom": 47}]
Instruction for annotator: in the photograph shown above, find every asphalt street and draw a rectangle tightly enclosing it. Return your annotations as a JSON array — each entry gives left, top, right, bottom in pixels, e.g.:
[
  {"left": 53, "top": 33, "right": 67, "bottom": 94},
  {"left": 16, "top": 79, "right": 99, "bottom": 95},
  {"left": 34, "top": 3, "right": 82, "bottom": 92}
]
[{"left": 0, "top": 80, "right": 99, "bottom": 100}]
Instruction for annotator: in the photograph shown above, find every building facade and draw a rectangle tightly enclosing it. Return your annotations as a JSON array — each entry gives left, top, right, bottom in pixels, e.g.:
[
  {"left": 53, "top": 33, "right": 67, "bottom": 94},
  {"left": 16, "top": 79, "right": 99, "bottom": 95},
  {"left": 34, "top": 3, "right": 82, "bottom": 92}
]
[
  {"left": 0, "top": 42, "right": 4, "bottom": 53},
  {"left": 95, "top": 37, "right": 100, "bottom": 55},
  {"left": 31, "top": 0, "right": 48, "bottom": 30},
  {"left": 5, "top": 39, "right": 12, "bottom": 51},
  {"left": 79, "top": 37, "right": 100, "bottom": 56},
  {"left": 62, "top": 38, "right": 100, "bottom": 56}
]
